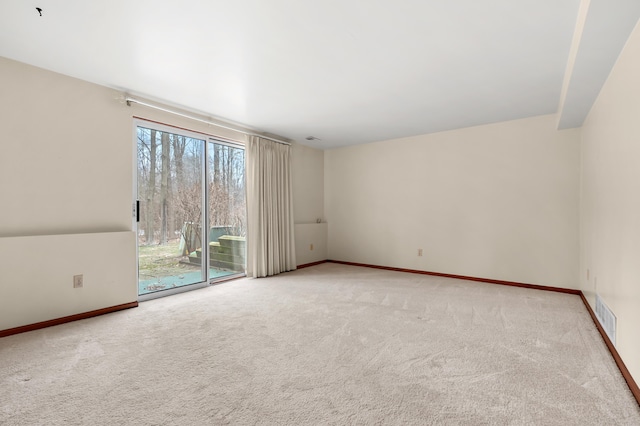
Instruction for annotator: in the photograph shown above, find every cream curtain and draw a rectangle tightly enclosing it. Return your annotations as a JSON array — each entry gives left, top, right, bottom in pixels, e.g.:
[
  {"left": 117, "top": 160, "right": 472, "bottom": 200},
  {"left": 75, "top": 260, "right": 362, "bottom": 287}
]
[{"left": 246, "top": 136, "right": 296, "bottom": 278}]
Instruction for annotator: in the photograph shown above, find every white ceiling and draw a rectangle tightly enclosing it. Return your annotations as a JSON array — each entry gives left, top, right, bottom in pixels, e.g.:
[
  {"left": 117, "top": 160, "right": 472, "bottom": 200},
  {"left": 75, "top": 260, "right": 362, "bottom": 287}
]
[{"left": 1, "top": 0, "right": 639, "bottom": 149}]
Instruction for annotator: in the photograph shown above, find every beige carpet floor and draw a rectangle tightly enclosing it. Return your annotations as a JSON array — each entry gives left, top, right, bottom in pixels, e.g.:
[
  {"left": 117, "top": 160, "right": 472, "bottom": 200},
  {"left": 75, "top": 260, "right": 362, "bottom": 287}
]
[{"left": 1, "top": 263, "right": 639, "bottom": 425}]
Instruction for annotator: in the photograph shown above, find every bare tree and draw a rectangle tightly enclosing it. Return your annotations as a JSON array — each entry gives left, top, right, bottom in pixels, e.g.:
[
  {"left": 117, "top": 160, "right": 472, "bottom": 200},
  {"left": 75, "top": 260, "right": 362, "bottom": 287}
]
[
  {"left": 171, "top": 134, "right": 187, "bottom": 234},
  {"left": 138, "top": 128, "right": 157, "bottom": 245},
  {"left": 160, "top": 132, "right": 170, "bottom": 244}
]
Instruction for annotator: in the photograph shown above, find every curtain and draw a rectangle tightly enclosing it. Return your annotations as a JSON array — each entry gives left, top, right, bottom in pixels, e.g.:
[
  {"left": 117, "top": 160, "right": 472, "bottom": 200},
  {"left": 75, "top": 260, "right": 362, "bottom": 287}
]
[{"left": 246, "top": 136, "right": 296, "bottom": 278}]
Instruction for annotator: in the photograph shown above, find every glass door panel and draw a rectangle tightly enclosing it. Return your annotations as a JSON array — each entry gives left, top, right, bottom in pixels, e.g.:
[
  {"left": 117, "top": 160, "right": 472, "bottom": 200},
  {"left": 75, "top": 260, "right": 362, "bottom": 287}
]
[
  {"left": 207, "top": 141, "right": 246, "bottom": 279},
  {"left": 137, "top": 126, "right": 206, "bottom": 295}
]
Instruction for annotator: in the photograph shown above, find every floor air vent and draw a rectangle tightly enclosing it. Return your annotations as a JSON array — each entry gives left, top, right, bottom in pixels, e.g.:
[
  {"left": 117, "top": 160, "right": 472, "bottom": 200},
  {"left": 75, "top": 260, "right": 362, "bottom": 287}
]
[{"left": 595, "top": 294, "right": 616, "bottom": 346}]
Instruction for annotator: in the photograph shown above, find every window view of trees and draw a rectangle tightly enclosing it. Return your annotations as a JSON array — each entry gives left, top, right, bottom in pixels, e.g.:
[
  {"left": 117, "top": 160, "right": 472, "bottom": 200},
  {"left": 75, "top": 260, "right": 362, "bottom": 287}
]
[
  {"left": 208, "top": 143, "right": 246, "bottom": 238},
  {"left": 137, "top": 126, "right": 246, "bottom": 295}
]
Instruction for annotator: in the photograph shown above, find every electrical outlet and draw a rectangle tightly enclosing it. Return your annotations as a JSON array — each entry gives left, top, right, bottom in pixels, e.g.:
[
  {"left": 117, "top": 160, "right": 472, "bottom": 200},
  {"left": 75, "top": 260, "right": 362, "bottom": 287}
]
[
  {"left": 73, "top": 274, "right": 83, "bottom": 288},
  {"left": 310, "top": 244, "right": 314, "bottom": 251},
  {"left": 418, "top": 249, "right": 423, "bottom": 256}
]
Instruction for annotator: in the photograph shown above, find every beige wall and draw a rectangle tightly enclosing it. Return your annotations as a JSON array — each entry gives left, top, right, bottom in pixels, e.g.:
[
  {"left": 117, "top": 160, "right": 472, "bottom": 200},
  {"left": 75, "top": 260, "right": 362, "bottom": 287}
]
[
  {"left": 0, "top": 57, "right": 323, "bottom": 330},
  {"left": 0, "top": 232, "right": 136, "bottom": 330},
  {"left": 580, "top": 20, "right": 640, "bottom": 382},
  {"left": 291, "top": 142, "right": 326, "bottom": 265},
  {"left": 292, "top": 142, "right": 324, "bottom": 224},
  {"left": 294, "top": 223, "right": 328, "bottom": 266},
  {"left": 325, "top": 115, "right": 580, "bottom": 289},
  {"left": 0, "top": 57, "right": 132, "bottom": 236},
  {"left": 0, "top": 57, "right": 137, "bottom": 330}
]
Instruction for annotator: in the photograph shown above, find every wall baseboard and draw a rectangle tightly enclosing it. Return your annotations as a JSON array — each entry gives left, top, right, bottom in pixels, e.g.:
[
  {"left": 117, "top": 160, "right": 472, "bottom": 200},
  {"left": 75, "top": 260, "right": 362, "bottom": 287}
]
[
  {"left": 578, "top": 293, "right": 640, "bottom": 406},
  {"left": 297, "top": 260, "right": 328, "bottom": 269},
  {"left": 0, "top": 302, "right": 139, "bottom": 338},
  {"left": 327, "top": 260, "right": 581, "bottom": 295}
]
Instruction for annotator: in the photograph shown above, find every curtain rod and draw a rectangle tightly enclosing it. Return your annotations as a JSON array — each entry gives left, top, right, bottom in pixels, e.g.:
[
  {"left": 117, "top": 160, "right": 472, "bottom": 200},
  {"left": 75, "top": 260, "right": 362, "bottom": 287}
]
[{"left": 125, "top": 97, "right": 291, "bottom": 146}]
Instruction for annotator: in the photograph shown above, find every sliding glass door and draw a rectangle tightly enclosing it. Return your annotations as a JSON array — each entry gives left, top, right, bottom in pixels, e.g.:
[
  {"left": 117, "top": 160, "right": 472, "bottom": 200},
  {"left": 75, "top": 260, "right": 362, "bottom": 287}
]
[
  {"left": 207, "top": 142, "right": 246, "bottom": 279},
  {"left": 136, "top": 122, "right": 245, "bottom": 298}
]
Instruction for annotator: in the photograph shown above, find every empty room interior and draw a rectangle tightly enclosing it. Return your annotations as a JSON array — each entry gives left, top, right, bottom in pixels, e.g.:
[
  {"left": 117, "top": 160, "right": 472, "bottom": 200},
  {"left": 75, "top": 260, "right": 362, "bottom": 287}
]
[{"left": 2, "top": 0, "right": 640, "bottom": 424}]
